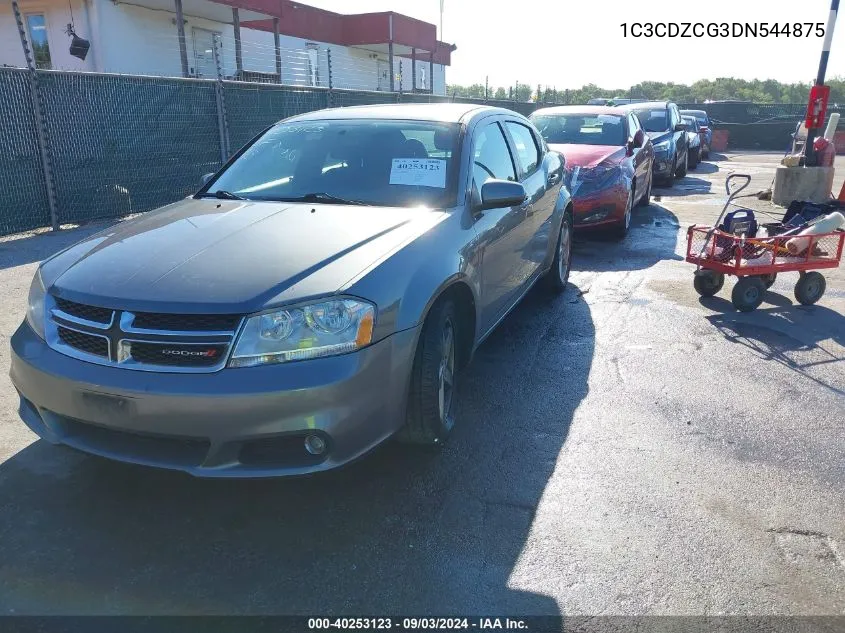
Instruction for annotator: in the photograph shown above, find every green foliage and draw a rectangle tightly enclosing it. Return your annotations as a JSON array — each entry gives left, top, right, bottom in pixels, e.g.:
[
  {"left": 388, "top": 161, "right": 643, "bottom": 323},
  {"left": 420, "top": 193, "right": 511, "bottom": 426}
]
[{"left": 447, "top": 77, "right": 845, "bottom": 105}]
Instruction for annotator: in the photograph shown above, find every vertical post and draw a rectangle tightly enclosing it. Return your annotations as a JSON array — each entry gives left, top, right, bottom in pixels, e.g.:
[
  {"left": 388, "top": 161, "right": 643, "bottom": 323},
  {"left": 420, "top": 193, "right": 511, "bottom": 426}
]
[
  {"left": 804, "top": 0, "right": 839, "bottom": 166},
  {"left": 388, "top": 42, "right": 395, "bottom": 92},
  {"left": 273, "top": 17, "right": 281, "bottom": 83},
  {"left": 399, "top": 60, "right": 404, "bottom": 95},
  {"left": 326, "top": 48, "right": 333, "bottom": 107},
  {"left": 485, "top": 75, "right": 488, "bottom": 101},
  {"left": 411, "top": 47, "right": 416, "bottom": 93},
  {"left": 232, "top": 8, "right": 242, "bottom": 79},
  {"left": 388, "top": 14, "right": 395, "bottom": 92},
  {"left": 429, "top": 52, "right": 435, "bottom": 94},
  {"left": 174, "top": 0, "right": 189, "bottom": 77},
  {"left": 12, "top": 0, "right": 59, "bottom": 230},
  {"left": 212, "top": 33, "right": 231, "bottom": 164}
]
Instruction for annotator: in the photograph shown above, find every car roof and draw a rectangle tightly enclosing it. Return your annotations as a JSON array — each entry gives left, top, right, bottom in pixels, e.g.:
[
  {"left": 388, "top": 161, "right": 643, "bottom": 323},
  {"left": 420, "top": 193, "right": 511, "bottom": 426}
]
[
  {"left": 284, "top": 103, "right": 503, "bottom": 124},
  {"left": 531, "top": 105, "right": 629, "bottom": 117},
  {"left": 680, "top": 109, "right": 708, "bottom": 116},
  {"left": 618, "top": 101, "right": 671, "bottom": 110}
]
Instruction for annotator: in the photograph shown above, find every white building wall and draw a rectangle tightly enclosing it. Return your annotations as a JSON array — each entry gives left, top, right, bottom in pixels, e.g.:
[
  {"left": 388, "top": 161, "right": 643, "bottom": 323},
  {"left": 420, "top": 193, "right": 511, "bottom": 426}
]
[
  {"left": 0, "top": 0, "right": 447, "bottom": 94},
  {"left": 0, "top": 0, "right": 97, "bottom": 71}
]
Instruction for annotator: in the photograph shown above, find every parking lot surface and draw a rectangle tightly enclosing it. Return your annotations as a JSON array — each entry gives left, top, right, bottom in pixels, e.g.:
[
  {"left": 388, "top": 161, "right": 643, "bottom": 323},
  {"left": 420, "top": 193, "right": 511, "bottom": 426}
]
[{"left": 0, "top": 152, "right": 843, "bottom": 615}]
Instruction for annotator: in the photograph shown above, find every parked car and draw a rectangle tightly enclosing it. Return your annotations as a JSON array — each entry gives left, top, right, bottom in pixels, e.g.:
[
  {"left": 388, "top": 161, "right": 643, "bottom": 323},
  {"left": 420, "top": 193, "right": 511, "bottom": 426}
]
[
  {"left": 680, "top": 109, "right": 712, "bottom": 158},
  {"left": 530, "top": 105, "right": 654, "bottom": 238},
  {"left": 681, "top": 115, "right": 702, "bottom": 169},
  {"left": 10, "top": 103, "right": 573, "bottom": 477},
  {"left": 608, "top": 98, "right": 648, "bottom": 106},
  {"left": 587, "top": 98, "right": 610, "bottom": 105},
  {"left": 623, "top": 101, "right": 688, "bottom": 185}
]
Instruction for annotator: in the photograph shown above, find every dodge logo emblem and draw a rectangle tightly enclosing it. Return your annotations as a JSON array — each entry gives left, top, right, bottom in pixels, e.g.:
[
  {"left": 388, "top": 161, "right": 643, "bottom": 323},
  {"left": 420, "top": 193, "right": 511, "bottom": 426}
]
[{"left": 161, "top": 349, "right": 218, "bottom": 357}]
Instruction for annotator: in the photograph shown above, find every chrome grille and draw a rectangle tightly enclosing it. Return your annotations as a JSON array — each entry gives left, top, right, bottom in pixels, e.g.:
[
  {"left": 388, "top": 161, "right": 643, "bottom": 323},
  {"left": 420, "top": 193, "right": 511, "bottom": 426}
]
[
  {"left": 126, "top": 341, "right": 228, "bottom": 367},
  {"left": 45, "top": 295, "right": 243, "bottom": 373},
  {"left": 57, "top": 326, "right": 109, "bottom": 358},
  {"left": 53, "top": 297, "right": 113, "bottom": 326},
  {"left": 131, "top": 312, "right": 242, "bottom": 332}
]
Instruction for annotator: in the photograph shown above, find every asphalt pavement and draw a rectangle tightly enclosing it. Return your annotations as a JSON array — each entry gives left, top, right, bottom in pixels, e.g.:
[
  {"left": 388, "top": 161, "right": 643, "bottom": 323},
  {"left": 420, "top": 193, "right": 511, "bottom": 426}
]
[{"left": 0, "top": 152, "right": 842, "bottom": 615}]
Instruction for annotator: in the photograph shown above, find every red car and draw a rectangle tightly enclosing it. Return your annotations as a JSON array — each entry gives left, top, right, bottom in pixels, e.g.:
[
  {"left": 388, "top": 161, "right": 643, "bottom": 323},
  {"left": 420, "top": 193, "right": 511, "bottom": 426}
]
[{"left": 530, "top": 106, "right": 654, "bottom": 238}]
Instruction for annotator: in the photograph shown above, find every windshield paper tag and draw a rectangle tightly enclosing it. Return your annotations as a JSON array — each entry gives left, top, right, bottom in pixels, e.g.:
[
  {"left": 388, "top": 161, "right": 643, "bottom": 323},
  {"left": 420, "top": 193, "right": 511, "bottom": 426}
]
[{"left": 389, "top": 159, "right": 447, "bottom": 188}]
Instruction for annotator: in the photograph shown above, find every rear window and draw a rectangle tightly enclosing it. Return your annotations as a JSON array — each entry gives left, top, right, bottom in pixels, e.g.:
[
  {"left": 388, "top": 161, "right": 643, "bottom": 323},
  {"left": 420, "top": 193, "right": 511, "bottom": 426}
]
[
  {"left": 632, "top": 108, "right": 669, "bottom": 133},
  {"left": 530, "top": 113, "right": 626, "bottom": 146}
]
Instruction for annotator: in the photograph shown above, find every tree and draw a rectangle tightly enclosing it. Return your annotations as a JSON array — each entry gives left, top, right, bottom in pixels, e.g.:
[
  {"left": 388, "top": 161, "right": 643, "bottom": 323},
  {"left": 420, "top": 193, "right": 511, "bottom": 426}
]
[{"left": 494, "top": 87, "right": 507, "bottom": 99}]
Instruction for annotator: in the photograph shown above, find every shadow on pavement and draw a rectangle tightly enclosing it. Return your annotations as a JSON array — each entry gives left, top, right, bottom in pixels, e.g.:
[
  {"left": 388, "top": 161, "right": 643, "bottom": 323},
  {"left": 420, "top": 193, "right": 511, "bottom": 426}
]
[
  {"left": 652, "top": 176, "right": 712, "bottom": 197},
  {"left": 572, "top": 202, "right": 683, "bottom": 272},
  {"left": 0, "top": 280, "right": 595, "bottom": 615},
  {"left": 689, "top": 161, "right": 719, "bottom": 175},
  {"left": 703, "top": 301, "right": 845, "bottom": 397}
]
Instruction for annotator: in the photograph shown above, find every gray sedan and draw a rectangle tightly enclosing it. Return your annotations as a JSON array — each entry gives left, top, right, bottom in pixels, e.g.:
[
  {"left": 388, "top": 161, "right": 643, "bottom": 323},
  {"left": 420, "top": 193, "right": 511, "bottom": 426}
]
[{"left": 10, "top": 103, "right": 573, "bottom": 477}]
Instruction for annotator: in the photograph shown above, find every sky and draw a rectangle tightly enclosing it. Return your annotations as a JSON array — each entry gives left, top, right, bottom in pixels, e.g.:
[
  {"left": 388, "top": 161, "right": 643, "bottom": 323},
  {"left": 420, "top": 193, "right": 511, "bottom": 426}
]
[{"left": 304, "top": 0, "right": 844, "bottom": 89}]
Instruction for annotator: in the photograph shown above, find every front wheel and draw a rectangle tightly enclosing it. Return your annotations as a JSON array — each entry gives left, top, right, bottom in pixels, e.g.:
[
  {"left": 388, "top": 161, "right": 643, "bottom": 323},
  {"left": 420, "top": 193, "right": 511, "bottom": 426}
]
[
  {"left": 693, "top": 270, "right": 724, "bottom": 297},
  {"left": 398, "top": 298, "right": 459, "bottom": 445},
  {"left": 609, "top": 189, "right": 633, "bottom": 240},
  {"left": 676, "top": 150, "right": 688, "bottom": 177},
  {"left": 545, "top": 209, "right": 573, "bottom": 292},
  {"left": 731, "top": 276, "right": 765, "bottom": 312},
  {"left": 636, "top": 171, "right": 652, "bottom": 207},
  {"left": 794, "top": 271, "right": 826, "bottom": 305}
]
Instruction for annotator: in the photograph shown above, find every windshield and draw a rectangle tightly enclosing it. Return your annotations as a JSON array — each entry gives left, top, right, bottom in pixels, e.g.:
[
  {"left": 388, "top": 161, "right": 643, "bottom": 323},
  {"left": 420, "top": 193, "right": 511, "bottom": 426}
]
[
  {"left": 682, "top": 117, "right": 698, "bottom": 132},
  {"left": 632, "top": 108, "right": 669, "bottom": 133},
  {"left": 204, "top": 119, "right": 461, "bottom": 208},
  {"left": 696, "top": 117, "right": 709, "bottom": 127},
  {"left": 531, "top": 114, "right": 626, "bottom": 146}
]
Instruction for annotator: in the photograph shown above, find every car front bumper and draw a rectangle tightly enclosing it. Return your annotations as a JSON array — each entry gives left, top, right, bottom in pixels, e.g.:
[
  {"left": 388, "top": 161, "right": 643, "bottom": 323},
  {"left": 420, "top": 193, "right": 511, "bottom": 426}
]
[
  {"left": 10, "top": 321, "right": 419, "bottom": 477},
  {"left": 572, "top": 184, "right": 628, "bottom": 228}
]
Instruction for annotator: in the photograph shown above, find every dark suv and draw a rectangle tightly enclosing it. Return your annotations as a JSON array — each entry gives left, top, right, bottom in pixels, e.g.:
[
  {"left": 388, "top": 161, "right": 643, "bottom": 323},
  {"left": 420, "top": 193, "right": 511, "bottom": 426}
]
[{"left": 623, "top": 101, "right": 688, "bottom": 185}]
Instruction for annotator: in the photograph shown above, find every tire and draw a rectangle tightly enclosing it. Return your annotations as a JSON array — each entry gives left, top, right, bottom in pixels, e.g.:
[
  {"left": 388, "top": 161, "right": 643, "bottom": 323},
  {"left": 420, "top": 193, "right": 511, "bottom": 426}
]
[
  {"left": 398, "top": 298, "right": 459, "bottom": 445},
  {"left": 636, "top": 171, "right": 652, "bottom": 207},
  {"left": 609, "top": 189, "right": 633, "bottom": 240},
  {"left": 702, "top": 147, "right": 710, "bottom": 160},
  {"left": 675, "top": 149, "right": 688, "bottom": 178},
  {"left": 693, "top": 270, "right": 724, "bottom": 297},
  {"left": 731, "top": 276, "right": 765, "bottom": 312},
  {"left": 545, "top": 209, "right": 573, "bottom": 292},
  {"left": 762, "top": 273, "right": 777, "bottom": 289},
  {"left": 794, "top": 271, "right": 826, "bottom": 305},
  {"left": 689, "top": 147, "right": 699, "bottom": 170}
]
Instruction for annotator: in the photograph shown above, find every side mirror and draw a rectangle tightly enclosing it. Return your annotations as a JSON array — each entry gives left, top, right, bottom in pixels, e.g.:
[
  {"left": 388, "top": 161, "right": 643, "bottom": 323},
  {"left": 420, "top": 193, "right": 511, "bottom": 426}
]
[
  {"left": 633, "top": 129, "right": 645, "bottom": 148},
  {"left": 674, "top": 123, "right": 686, "bottom": 132},
  {"left": 201, "top": 173, "right": 215, "bottom": 186},
  {"left": 479, "top": 180, "right": 527, "bottom": 211}
]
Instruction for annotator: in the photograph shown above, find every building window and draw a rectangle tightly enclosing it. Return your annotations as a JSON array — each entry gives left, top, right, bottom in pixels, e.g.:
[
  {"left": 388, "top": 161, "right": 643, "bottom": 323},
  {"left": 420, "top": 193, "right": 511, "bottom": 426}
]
[
  {"left": 419, "top": 67, "right": 426, "bottom": 90},
  {"left": 26, "top": 14, "right": 52, "bottom": 69}
]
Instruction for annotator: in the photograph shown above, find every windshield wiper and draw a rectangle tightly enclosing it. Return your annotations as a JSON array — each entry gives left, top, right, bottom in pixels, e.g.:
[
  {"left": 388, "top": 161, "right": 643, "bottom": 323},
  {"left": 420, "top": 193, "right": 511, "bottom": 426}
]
[
  {"left": 272, "top": 192, "right": 371, "bottom": 206},
  {"left": 197, "top": 190, "right": 245, "bottom": 200}
]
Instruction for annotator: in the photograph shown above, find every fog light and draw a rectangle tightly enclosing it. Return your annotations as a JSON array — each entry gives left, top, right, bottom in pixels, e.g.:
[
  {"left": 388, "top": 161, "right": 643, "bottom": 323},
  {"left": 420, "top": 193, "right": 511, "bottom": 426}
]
[{"left": 304, "top": 434, "right": 326, "bottom": 455}]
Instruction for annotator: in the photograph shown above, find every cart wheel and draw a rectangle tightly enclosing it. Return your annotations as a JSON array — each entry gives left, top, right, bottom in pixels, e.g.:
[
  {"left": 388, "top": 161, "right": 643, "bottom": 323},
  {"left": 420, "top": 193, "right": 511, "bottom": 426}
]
[
  {"left": 794, "top": 271, "right": 826, "bottom": 305},
  {"left": 731, "top": 276, "right": 765, "bottom": 312},
  {"left": 693, "top": 270, "right": 725, "bottom": 297},
  {"left": 762, "top": 273, "right": 777, "bottom": 289}
]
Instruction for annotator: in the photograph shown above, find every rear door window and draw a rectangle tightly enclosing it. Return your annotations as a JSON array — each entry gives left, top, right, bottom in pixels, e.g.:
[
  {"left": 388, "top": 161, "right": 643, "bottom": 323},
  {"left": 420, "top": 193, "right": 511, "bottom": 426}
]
[
  {"left": 503, "top": 121, "right": 541, "bottom": 177},
  {"left": 473, "top": 122, "right": 517, "bottom": 186}
]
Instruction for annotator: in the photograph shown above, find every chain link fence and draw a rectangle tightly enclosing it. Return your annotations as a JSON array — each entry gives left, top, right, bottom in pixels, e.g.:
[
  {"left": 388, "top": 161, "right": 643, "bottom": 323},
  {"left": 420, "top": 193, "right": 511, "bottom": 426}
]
[{"left": 1, "top": 57, "right": 843, "bottom": 236}]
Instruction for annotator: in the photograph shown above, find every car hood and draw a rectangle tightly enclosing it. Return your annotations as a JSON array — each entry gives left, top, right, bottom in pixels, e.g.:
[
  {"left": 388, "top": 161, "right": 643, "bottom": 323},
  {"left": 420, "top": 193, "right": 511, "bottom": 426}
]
[
  {"left": 548, "top": 143, "right": 625, "bottom": 168},
  {"left": 646, "top": 130, "right": 673, "bottom": 144},
  {"left": 42, "top": 198, "right": 445, "bottom": 313}
]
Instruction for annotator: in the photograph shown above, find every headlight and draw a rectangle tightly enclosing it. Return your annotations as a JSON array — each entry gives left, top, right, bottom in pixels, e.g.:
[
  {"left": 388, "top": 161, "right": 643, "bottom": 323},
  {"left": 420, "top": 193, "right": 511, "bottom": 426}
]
[
  {"left": 26, "top": 269, "right": 47, "bottom": 340},
  {"left": 229, "top": 298, "right": 375, "bottom": 367},
  {"left": 569, "top": 164, "right": 622, "bottom": 196},
  {"left": 653, "top": 140, "right": 671, "bottom": 153}
]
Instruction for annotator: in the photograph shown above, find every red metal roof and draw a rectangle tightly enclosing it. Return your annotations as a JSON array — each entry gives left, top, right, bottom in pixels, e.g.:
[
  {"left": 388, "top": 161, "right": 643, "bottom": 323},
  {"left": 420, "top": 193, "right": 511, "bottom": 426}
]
[{"left": 212, "top": 0, "right": 455, "bottom": 65}]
